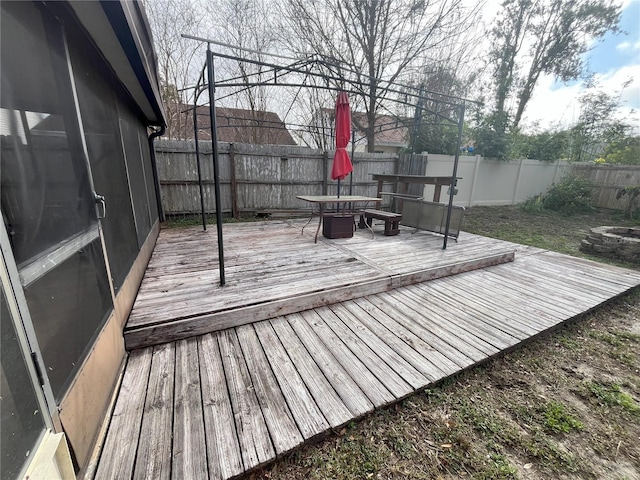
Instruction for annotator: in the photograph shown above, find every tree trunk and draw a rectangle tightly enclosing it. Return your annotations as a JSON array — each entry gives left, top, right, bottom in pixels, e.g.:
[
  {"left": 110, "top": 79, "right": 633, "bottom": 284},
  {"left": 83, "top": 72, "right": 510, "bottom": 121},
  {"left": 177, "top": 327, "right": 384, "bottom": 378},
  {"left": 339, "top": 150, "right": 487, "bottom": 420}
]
[{"left": 513, "top": 74, "right": 538, "bottom": 128}]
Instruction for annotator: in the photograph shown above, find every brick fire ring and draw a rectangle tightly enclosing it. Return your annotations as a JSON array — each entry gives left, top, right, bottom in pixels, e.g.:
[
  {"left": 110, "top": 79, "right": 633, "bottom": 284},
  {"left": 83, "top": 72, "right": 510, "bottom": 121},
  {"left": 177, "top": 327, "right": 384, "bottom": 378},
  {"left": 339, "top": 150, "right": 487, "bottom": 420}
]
[{"left": 580, "top": 226, "right": 640, "bottom": 264}]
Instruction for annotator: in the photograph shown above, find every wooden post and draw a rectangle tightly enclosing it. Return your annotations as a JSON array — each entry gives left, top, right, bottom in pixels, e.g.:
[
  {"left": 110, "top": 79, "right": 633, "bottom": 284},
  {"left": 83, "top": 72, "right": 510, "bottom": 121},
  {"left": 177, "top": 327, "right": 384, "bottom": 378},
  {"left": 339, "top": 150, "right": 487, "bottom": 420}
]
[
  {"left": 433, "top": 184, "right": 442, "bottom": 203},
  {"left": 229, "top": 143, "right": 239, "bottom": 219}
]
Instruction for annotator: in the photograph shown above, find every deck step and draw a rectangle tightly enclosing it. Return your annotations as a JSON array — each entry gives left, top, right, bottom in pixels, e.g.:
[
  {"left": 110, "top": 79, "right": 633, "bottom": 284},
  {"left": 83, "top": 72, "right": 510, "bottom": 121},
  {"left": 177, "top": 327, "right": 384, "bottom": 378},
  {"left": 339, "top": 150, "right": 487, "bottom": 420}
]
[{"left": 124, "top": 251, "right": 515, "bottom": 350}]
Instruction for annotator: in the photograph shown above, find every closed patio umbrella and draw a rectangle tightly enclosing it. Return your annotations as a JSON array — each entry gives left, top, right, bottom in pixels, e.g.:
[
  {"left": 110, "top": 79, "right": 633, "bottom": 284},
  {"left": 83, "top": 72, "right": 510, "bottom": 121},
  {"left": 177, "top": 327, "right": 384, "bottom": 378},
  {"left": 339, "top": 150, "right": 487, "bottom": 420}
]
[{"left": 331, "top": 91, "right": 353, "bottom": 195}]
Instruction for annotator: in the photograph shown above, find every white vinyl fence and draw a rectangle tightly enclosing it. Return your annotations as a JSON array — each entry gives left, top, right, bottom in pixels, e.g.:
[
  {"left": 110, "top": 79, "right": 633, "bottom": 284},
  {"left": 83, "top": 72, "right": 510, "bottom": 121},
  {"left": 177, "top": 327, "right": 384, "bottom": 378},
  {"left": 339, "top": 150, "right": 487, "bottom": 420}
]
[{"left": 422, "top": 154, "right": 570, "bottom": 207}]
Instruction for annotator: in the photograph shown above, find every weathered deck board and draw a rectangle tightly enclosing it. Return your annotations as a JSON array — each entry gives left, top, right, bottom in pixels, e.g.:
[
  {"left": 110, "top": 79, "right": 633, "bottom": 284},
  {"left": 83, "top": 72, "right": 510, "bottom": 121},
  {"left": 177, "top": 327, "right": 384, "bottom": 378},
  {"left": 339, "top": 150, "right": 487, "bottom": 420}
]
[
  {"left": 253, "top": 321, "right": 330, "bottom": 438},
  {"left": 198, "top": 333, "right": 244, "bottom": 480},
  {"left": 124, "top": 250, "right": 516, "bottom": 350},
  {"left": 235, "top": 325, "right": 304, "bottom": 455},
  {"left": 217, "top": 329, "right": 274, "bottom": 471},
  {"left": 363, "top": 292, "right": 478, "bottom": 369},
  {"left": 328, "top": 303, "right": 429, "bottom": 389},
  {"left": 133, "top": 343, "right": 175, "bottom": 480},
  {"left": 301, "top": 308, "right": 400, "bottom": 406},
  {"left": 317, "top": 306, "right": 417, "bottom": 397},
  {"left": 95, "top": 224, "right": 640, "bottom": 480},
  {"left": 349, "top": 297, "right": 457, "bottom": 378},
  {"left": 287, "top": 312, "right": 375, "bottom": 417},
  {"left": 172, "top": 338, "right": 207, "bottom": 480},
  {"left": 268, "top": 318, "right": 354, "bottom": 428},
  {"left": 389, "top": 288, "right": 499, "bottom": 359},
  {"left": 94, "top": 349, "right": 151, "bottom": 480},
  {"left": 469, "top": 268, "right": 584, "bottom": 318},
  {"left": 437, "top": 278, "right": 546, "bottom": 335}
]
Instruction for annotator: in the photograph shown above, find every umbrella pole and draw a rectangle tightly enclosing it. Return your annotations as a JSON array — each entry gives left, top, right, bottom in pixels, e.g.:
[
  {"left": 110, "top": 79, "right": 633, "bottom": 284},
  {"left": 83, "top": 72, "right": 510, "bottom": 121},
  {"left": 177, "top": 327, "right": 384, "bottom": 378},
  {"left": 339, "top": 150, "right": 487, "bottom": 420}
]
[{"left": 337, "top": 178, "right": 341, "bottom": 213}]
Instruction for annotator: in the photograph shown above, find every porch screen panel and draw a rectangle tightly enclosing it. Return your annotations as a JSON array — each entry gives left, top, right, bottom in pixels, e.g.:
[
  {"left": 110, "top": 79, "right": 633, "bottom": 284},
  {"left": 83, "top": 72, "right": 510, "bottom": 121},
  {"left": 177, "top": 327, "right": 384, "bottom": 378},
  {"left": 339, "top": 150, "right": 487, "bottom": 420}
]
[
  {"left": 119, "top": 103, "right": 152, "bottom": 246},
  {"left": 0, "top": 2, "right": 113, "bottom": 400},
  {"left": 66, "top": 26, "right": 139, "bottom": 290},
  {"left": 0, "top": 2, "right": 96, "bottom": 267},
  {"left": 22, "top": 239, "right": 111, "bottom": 398},
  {"left": 1, "top": 288, "right": 46, "bottom": 480}
]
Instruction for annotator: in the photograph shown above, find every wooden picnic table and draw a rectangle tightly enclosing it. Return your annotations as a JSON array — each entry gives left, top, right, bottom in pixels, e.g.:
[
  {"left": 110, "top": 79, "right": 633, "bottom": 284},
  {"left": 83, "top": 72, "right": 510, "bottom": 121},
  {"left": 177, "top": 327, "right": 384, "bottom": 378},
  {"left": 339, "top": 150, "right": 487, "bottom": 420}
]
[{"left": 370, "top": 174, "right": 459, "bottom": 203}]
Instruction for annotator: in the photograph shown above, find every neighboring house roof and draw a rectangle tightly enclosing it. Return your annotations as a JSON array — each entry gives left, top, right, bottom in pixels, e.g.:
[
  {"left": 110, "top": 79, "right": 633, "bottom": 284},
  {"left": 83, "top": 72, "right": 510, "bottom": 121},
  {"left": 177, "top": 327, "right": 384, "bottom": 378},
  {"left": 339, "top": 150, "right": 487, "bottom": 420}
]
[
  {"left": 352, "top": 112, "right": 410, "bottom": 147},
  {"left": 178, "top": 105, "right": 297, "bottom": 145},
  {"left": 320, "top": 108, "right": 410, "bottom": 148}
]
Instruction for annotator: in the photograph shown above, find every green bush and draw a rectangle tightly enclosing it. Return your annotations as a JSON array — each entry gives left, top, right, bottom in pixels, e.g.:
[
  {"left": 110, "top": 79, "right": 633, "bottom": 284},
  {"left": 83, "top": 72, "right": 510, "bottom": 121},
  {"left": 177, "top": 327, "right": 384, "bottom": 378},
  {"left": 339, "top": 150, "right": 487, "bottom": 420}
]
[
  {"left": 541, "top": 176, "right": 593, "bottom": 213},
  {"left": 521, "top": 193, "right": 545, "bottom": 213}
]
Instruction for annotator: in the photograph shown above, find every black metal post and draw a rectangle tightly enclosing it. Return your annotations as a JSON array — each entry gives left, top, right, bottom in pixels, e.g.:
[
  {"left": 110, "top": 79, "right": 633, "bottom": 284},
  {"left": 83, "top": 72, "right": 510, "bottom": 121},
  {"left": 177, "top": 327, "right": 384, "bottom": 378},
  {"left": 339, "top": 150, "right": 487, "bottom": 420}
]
[
  {"left": 349, "top": 129, "right": 355, "bottom": 195},
  {"left": 207, "top": 45, "right": 225, "bottom": 285},
  {"left": 348, "top": 129, "right": 355, "bottom": 211},
  {"left": 147, "top": 125, "right": 166, "bottom": 222},
  {"left": 193, "top": 92, "right": 206, "bottom": 231},
  {"left": 322, "top": 151, "right": 328, "bottom": 195},
  {"left": 443, "top": 103, "right": 465, "bottom": 250}
]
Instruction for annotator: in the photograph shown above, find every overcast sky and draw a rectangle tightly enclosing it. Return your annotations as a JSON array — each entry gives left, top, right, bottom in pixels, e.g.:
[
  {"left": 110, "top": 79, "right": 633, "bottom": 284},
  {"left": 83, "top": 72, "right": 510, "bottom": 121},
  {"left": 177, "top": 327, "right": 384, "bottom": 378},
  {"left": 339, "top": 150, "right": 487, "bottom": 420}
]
[
  {"left": 513, "top": 0, "right": 640, "bottom": 132},
  {"left": 180, "top": 0, "right": 639, "bottom": 135}
]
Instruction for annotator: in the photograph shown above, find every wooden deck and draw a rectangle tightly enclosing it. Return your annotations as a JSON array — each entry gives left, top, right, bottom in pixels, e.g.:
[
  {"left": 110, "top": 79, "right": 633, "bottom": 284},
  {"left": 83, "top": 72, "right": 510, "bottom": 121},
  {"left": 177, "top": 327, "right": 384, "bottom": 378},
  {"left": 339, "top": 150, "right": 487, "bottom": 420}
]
[
  {"left": 124, "top": 220, "right": 517, "bottom": 349},
  {"left": 96, "top": 223, "right": 640, "bottom": 479}
]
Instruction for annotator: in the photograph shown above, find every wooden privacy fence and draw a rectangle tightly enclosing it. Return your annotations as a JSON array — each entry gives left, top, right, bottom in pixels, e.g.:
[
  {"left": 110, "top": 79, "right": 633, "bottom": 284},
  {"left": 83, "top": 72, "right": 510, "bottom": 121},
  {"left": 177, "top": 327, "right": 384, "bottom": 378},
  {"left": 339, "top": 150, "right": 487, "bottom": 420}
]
[
  {"left": 154, "top": 140, "right": 639, "bottom": 216},
  {"left": 572, "top": 163, "right": 640, "bottom": 210},
  {"left": 155, "top": 140, "right": 401, "bottom": 216}
]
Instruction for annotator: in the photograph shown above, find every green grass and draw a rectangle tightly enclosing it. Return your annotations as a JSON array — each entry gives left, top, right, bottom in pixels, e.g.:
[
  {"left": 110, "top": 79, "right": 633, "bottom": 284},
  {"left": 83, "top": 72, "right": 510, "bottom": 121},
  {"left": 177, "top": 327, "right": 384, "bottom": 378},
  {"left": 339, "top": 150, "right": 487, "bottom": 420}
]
[
  {"left": 557, "top": 333, "right": 581, "bottom": 351},
  {"left": 522, "top": 433, "right": 580, "bottom": 473},
  {"left": 462, "top": 205, "right": 639, "bottom": 270},
  {"left": 541, "top": 401, "right": 584, "bottom": 434},
  {"left": 584, "top": 382, "right": 640, "bottom": 417},
  {"left": 163, "top": 212, "right": 277, "bottom": 228},
  {"left": 589, "top": 330, "right": 639, "bottom": 366}
]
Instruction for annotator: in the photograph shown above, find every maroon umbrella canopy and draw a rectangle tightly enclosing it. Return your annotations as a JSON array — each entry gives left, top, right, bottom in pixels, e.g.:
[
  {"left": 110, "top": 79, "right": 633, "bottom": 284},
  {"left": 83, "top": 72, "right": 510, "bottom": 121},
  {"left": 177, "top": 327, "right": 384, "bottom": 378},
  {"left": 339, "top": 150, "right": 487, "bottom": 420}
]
[{"left": 331, "top": 91, "right": 353, "bottom": 182}]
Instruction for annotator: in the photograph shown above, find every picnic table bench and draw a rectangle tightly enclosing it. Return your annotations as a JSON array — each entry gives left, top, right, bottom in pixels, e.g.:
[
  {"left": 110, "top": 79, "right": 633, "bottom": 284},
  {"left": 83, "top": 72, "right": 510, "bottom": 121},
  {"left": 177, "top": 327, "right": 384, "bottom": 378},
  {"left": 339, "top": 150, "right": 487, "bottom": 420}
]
[{"left": 358, "top": 209, "right": 402, "bottom": 236}]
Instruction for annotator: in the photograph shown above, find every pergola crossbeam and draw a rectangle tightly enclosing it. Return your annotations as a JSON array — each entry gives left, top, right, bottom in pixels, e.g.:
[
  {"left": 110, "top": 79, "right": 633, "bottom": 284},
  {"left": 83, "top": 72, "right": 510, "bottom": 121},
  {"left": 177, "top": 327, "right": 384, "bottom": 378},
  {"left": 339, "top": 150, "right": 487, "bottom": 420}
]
[{"left": 183, "top": 36, "right": 474, "bottom": 285}]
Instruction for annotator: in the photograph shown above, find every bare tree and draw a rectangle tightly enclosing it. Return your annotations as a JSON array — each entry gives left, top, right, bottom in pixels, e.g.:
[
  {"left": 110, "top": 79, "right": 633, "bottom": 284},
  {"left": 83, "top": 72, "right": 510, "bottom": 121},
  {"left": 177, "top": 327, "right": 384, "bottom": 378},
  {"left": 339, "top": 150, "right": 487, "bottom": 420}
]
[
  {"left": 280, "top": 0, "right": 475, "bottom": 152},
  {"left": 287, "top": 79, "right": 337, "bottom": 150},
  {"left": 143, "top": 0, "right": 205, "bottom": 138},
  {"left": 205, "top": 0, "right": 283, "bottom": 143}
]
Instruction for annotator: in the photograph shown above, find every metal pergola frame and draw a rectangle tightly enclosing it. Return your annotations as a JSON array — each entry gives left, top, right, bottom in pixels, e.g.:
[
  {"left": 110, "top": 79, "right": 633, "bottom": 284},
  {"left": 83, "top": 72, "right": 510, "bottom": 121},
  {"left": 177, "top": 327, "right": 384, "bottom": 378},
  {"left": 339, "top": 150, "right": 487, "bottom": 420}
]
[{"left": 183, "top": 35, "right": 478, "bottom": 286}]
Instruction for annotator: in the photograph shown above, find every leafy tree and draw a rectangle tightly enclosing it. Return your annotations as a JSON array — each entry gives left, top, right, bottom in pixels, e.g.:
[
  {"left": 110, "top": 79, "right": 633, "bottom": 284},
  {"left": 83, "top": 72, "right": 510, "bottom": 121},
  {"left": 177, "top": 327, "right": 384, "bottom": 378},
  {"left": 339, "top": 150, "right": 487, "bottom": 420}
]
[
  {"left": 413, "top": 122, "right": 460, "bottom": 155},
  {"left": 490, "top": 0, "right": 621, "bottom": 130},
  {"left": 402, "top": 28, "right": 483, "bottom": 155},
  {"left": 603, "top": 136, "right": 640, "bottom": 165},
  {"left": 509, "top": 128, "right": 569, "bottom": 160},
  {"left": 404, "top": 67, "right": 471, "bottom": 154},
  {"left": 473, "top": 111, "right": 510, "bottom": 159},
  {"left": 490, "top": 0, "right": 534, "bottom": 124},
  {"left": 570, "top": 83, "right": 634, "bottom": 163}
]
